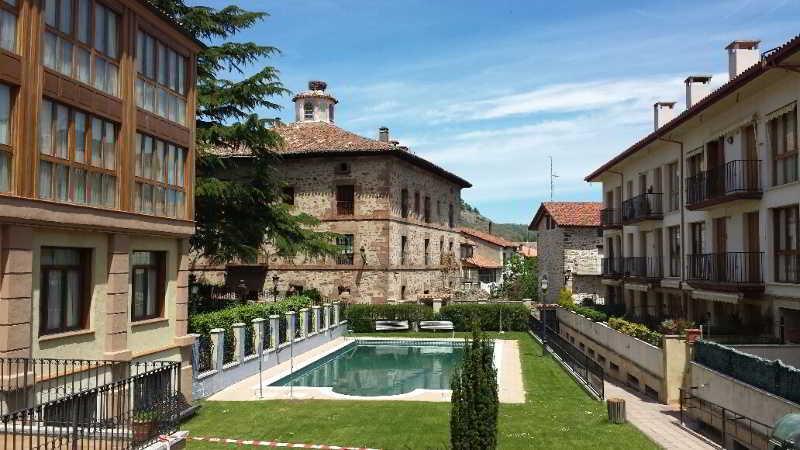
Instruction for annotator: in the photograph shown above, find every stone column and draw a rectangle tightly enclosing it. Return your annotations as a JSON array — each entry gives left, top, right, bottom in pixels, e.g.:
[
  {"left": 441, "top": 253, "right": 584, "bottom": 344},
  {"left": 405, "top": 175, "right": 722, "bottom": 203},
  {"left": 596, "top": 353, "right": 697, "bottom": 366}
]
[
  {"left": 105, "top": 234, "right": 131, "bottom": 361},
  {"left": 333, "top": 302, "right": 341, "bottom": 325},
  {"left": 432, "top": 299, "right": 442, "bottom": 314},
  {"left": 232, "top": 323, "right": 245, "bottom": 362},
  {"left": 311, "top": 305, "right": 321, "bottom": 334},
  {"left": 0, "top": 225, "right": 33, "bottom": 358},
  {"left": 175, "top": 238, "right": 192, "bottom": 342},
  {"left": 269, "top": 315, "right": 280, "bottom": 349},
  {"left": 323, "top": 303, "right": 331, "bottom": 331},
  {"left": 286, "top": 311, "right": 296, "bottom": 342},
  {"left": 210, "top": 328, "right": 225, "bottom": 370},
  {"left": 299, "top": 308, "right": 310, "bottom": 337},
  {"left": 252, "top": 318, "right": 266, "bottom": 354}
]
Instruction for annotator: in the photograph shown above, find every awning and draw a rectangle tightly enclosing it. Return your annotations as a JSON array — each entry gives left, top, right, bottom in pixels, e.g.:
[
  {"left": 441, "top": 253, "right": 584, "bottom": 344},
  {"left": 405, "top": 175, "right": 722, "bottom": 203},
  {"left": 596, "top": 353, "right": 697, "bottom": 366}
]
[
  {"left": 712, "top": 117, "right": 756, "bottom": 138},
  {"left": 765, "top": 102, "right": 797, "bottom": 121},
  {"left": 691, "top": 289, "right": 741, "bottom": 304},
  {"left": 625, "top": 283, "right": 650, "bottom": 292}
]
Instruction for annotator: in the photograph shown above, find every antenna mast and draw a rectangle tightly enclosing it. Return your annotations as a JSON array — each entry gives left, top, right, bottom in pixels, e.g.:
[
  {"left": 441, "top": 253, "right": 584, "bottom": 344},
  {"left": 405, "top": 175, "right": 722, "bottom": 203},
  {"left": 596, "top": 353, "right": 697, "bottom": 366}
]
[{"left": 549, "top": 156, "right": 558, "bottom": 201}]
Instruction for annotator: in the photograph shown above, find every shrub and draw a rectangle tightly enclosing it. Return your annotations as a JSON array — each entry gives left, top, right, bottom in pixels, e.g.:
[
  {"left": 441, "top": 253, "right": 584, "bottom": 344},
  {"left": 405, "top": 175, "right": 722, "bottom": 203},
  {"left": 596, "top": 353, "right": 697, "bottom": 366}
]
[
  {"left": 608, "top": 317, "right": 663, "bottom": 347},
  {"left": 304, "top": 288, "right": 323, "bottom": 304},
  {"left": 437, "top": 304, "right": 528, "bottom": 332},
  {"left": 450, "top": 327, "right": 498, "bottom": 450},
  {"left": 343, "top": 304, "right": 435, "bottom": 332},
  {"left": 572, "top": 305, "right": 607, "bottom": 322},
  {"left": 557, "top": 288, "right": 574, "bottom": 306}
]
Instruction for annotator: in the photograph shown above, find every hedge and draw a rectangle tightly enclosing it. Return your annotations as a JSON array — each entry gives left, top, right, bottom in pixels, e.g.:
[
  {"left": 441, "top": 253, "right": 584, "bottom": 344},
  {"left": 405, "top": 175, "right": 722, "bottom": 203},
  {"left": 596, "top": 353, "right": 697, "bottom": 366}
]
[
  {"left": 608, "top": 317, "right": 663, "bottom": 347},
  {"left": 695, "top": 340, "right": 800, "bottom": 404},
  {"left": 437, "top": 304, "right": 529, "bottom": 332},
  {"left": 344, "top": 304, "right": 434, "bottom": 332},
  {"left": 189, "top": 296, "right": 312, "bottom": 362}
]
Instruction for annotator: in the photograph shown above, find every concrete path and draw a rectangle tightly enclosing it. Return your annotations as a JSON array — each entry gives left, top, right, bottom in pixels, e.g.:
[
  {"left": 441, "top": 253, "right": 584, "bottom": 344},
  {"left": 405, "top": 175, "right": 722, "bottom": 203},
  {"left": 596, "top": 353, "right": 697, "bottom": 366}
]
[{"left": 604, "top": 382, "right": 718, "bottom": 450}]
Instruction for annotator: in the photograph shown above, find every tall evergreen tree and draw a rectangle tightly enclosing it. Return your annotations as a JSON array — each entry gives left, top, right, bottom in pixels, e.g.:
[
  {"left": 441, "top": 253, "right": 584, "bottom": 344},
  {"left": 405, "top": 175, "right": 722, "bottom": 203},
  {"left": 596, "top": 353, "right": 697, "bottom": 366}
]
[{"left": 149, "top": 1, "right": 337, "bottom": 264}]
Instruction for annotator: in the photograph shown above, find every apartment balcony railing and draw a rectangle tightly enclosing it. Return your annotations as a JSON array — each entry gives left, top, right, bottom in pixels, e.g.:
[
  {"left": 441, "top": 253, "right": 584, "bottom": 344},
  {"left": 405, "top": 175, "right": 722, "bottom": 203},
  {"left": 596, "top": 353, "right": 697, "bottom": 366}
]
[
  {"left": 600, "top": 208, "right": 622, "bottom": 228},
  {"left": 623, "top": 256, "right": 663, "bottom": 280},
  {"left": 686, "top": 252, "right": 764, "bottom": 292},
  {"left": 336, "top": 200, "right": 354, "bottom": 216},
  {"left": 601, "top": 257, "right": 623, "bottom": 278},
  {"left": 621, "top": 193, "right": 663, "bottom": 224},
  {"left": 686, "top": 160, "right": 762, "bottom": 210},
  {"left": 0, "top": 357, "right": 181, "bottom": 449}
]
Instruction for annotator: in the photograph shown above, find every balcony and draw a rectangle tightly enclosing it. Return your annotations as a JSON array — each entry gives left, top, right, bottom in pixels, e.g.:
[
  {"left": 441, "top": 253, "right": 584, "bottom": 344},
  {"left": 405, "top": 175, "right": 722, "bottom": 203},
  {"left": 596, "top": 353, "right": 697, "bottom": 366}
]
[
  {"left": 686, "top": 252, "right": 764, "bottom": 293},
  {"left": 336, "top": 200, "right": 354, "bottom": 216},
  {"left": 623, "top": 256, "right": 663, "bottom": 281},
  {"left": 601, "top": 257, "right": 623, "bottom": 278},
  {"left": 686, "top": 160, "right": 762, "bottom": 210},
  {"left": 621, "top": 193, "right": 663, "bottom": 224},
  {"left": 600, "top": 208, "right": 622, "bottom": 229}
]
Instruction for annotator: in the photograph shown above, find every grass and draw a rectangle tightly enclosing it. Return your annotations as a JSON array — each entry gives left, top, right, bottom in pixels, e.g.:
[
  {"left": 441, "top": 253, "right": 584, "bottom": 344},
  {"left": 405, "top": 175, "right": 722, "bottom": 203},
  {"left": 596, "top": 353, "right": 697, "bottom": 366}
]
[{"left": 184, "top": 332, "right": 657, "bottom": 450}]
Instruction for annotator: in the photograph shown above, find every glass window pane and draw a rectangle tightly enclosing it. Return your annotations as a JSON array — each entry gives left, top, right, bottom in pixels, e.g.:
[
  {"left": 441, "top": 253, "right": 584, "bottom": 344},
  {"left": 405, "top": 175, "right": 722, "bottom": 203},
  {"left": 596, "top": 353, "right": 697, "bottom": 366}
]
[
  {"left": 93, "top": 57, "right": 105, "bottom": 92},
  {"left": 44, "top": 0, "right": 57, "bottom": 28},
  {"left": 59, "top": 39, "right": 72, "bottom": 76},
  {"left": 106, "top": 10, "right": 117, "bottom": 59},
  {"left": 175, "top": 191, "right": 184, "bottom": 217},
  {"left": 93, "top": 4, "right": 104, "bottom": 54},
  {"left": 103, "top": 174, "right": 115, "bottom": 207},
  {"left": 106, "top": 63, "right": 117, "bottom": 96},
  {"left": 132, "top": 251, "right": 153, "bottom": 265},
  {"left": 76, "top": 47, "right": 90, "bottom": 83},
  {"left": 77, "top": 0, "right": 90, "bottom": 43},
  {"left": 38, "top": 160, "right": 52, "bottom": 199},
  {"left": 177, "top": 57, "right": 186, "bottom": 95},
  {"left": 154, "top": 185, "right": 165, "bottom": 216},
  {"left": 136, "top": 31, "right": 144, "bottom": 74},
  {"left": 145, "top": 35, "right": 155, "bottom": 79},
  {"left": 91, "top": 118, "right": 102, "bottom": 166},
  {"left": 58, "top": 0, "right": 71, "bottom": 34},
  {"left": 154, "top": 140, "right": 164, "bottom": 182},
  {"left": 143, "top": 136, "right": 152, "bottom": 179},
  {"left": 142, "top": 183, "right": 152, "bottom": 214},
  {"left": 168, "top": 93, "right": 177, "bottom": 121},
  {"left": 165, "top": 144, "right": 174, "bottom": 184},
  {"left": 133, "top": 267, "right": 145, "bottom": 318},
  {"left": 38, "top": 100, "right": 53, "bottom": 155},
  {"left": 166, "top": 189, "right": 175, "bottom": 217},
  {"left": 157, "top": 87, "right": 167, "bottom": 117},
  {"left": 43, "top": 32, "right": 57, "bottom": 69},
  {"left": 135, "top": 133, "right": 142, "bottom": 177},
  {"left": 70, "top": 167, "right": 85, "bottom": 203},
  {"left": 144, "top": 82, "right": 154, "bottom": 111},
  {"left": 0, "top": 150, "right": 10, "bottom": 192},
  {"left": 53, "top": 162, "right": 67, "bottom": 201},
  {"left": 46, "top": 270, "right": 62, "bottom": 330},
  {"left": 55, "top": 104, "right": 68, "bottom": 159},
  {"left": 168, "top": 49, "right": 177, "bottom": 91},
  {"left": 147, "top": 268, "right": 157, "bottom": 316},
  {"left": 103, "top": 121, "right": 115, "bottom": 170},
  {"left": 177, "top": 97, "right": 186, "bottom": 126},
  {"left": 74, "top": 112, "right": 85, "bottom": 163},
  {"left": 135, "top": 78, "right": 144, "bottom": 108},
  {"left": 65, "top": 270, "right": 81, "bottom": 328},
  {"left": 176, "top": 148, "right": 184, "bottom": 187},
  {"left": 88, "top": 171, "right": 101, "bottom": 205},
  {"left": 0, "top": 9, "right": 16, "bottom": 53},
  {"left": 157, "top": 42, "right": 166, "bottom": 85},
  {"left": 0, "top": 84, "right": 9, "bottom": 145}
]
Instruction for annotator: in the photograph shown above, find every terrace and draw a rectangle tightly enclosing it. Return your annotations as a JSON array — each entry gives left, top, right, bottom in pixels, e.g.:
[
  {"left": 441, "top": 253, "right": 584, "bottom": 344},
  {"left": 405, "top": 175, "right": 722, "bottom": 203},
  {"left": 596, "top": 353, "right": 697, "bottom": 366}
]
[{"left": 685, "top": 160, "right": 762, "bottom": 210}]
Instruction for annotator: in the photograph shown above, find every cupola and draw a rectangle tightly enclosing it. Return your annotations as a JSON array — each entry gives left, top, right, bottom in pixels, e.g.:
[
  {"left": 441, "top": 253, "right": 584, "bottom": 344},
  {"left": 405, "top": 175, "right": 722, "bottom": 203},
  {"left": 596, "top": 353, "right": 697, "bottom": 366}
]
[{"left": 293, "top": 80, "right": 338, "bottom": 123}]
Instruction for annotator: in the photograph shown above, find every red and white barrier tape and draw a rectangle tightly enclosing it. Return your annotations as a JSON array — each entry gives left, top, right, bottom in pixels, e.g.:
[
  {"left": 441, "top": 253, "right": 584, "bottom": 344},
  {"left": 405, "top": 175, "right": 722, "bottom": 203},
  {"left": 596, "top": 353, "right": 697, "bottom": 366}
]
[{"left": 190, "top": 435, "right": 380, "bottom": 449}]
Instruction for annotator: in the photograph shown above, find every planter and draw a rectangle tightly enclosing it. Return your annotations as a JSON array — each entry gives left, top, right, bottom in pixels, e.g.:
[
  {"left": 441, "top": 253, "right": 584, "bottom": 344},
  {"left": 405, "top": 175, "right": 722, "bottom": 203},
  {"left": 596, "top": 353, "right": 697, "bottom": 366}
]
[{"left": 132, "top": 419, "right": 157, "bottom": 443}]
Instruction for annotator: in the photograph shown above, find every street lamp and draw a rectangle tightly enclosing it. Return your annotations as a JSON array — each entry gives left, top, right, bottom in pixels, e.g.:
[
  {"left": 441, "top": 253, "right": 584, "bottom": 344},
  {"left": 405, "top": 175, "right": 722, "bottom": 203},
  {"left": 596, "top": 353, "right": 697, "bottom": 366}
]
[
  {"left": 272, "top": 275, "right": 280, "bottom": 303},
  {"left": 539, "top": 276, "right": 549, "bottom": 357}
]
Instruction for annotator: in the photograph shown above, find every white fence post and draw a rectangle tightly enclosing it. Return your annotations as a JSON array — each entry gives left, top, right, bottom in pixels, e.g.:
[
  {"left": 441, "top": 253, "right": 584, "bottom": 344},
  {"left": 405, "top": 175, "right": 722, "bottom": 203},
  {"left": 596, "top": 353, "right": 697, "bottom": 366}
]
[
  {"left": 286, "top": 311, "right": 297, "bottom": 342},
  {"left": 252, "top": 318, "right": 266, "bottom": 354},
  {"left": 333, "top": 302, "right": 341, "bottom": 325},
  {"left": 323, "top": 303, "right": 331, "bottom": 331},
  {"left": 232, "top": 323, "right": 246, "bottom": 362},
  {"left": 269, "top": 315, "right": 280, "bottom": 349},
  {"left": 300, "top": 308, "right": 310, "bottom": 337},
  {"left": 312, "top": 305, "right": 321, "bottom": 334},
  {"left": 210, "top": 328, "right": 225, "bottom": 370}
]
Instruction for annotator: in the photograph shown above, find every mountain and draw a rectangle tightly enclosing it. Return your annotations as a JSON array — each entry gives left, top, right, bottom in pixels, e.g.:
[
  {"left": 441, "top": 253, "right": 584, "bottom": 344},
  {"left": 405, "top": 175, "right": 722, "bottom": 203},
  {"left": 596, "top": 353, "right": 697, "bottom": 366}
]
[{"left": 460, "top": 201, "right": 535, "bottom": 243}]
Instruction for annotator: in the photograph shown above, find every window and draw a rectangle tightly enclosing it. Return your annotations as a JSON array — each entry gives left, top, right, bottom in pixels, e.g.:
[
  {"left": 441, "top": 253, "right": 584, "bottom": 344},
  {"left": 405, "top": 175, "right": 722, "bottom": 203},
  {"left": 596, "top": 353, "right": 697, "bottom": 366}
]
[
  {"left": 400, "top": 188, "right": 409, "bottom": 218},
  {"left": 424, "top": 196, "right": 431, "bottom": 223},
  {"left": 136, "top": 29, "right": 187, "bottom": 125},
  {"left": 400, "top": 236, "right": 407, "bottom": 265},
  {"left": 134, "top": 133, "right": 186, "bottom": 218},
  {"left": 0, "top": 0, "right": 16, "bottom": 53},
  {"left": 0, "top": 83, "right": 11, "bottom": 192},
  {"left": 448, "top": 204, "right": 454, "bottom": 228},
  {"left": 424, "top": 239, "right": 430, "bottom": 265},
  {"left": 439, "top": 236, "right": 444, "bottom": 259},
  {"left": 668, "top": 226, "right": 680, "bottom": 277},
  {"left": 282, "top": 186, "right": 295, "bottom": 205},
  {"left": 460, "top": 244, "right": 473, "bottom": 259},
  {"left": 414, "top": 192, "right": 420, "bottom": 217},
  {"left": 436, "top": 200, "right": 441, "bottom": 220},
  {"left": 400, "top": 285, "right": 406, "bottom": 301},
  {"left": 303, "top": 102, "right": 313, "bottom": 120},
  {"left": 449, "top": 241, "right": 453, "bottom": 253},
  {"left": 336, "top": 185, "right": 354, "bottom": 215},
  {"left": 328, "top": 104, "right": 334, "bottom": 122},
  {"left": 769, "top": 105, "right": 799, "bottom": 186},
  {"left": 335, "top": 234, "right": 354, "bottom": 265},
  {"left": 667, "top": 162, "right": 679, "bottom": 211},
  {"left": 38, "top": 99, "right": 117, "bottom": 207},
  {"left": 774, "top": 205, "right": 799, "bottom": 283},
  {"left": 40, "top": 247, "right": 88, "bottom": 335},
  {"left": 131, "top": 251, "right": 165, "bottom": 321},
  {"left": 690, "top": 222, "right": 705, "bottom": 254},
  {"left": 43, "top": 0, "right": 118, "bottom": 96},
  {"left": 479, "top": 270, "right": 496, "bottom": 283}
]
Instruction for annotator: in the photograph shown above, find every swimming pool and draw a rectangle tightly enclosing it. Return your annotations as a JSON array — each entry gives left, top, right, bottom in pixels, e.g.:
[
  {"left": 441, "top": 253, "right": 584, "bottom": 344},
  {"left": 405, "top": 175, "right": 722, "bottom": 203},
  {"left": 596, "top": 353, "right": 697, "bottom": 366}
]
[{"left": 270, "top": 339, "right": 466, "bottom": 396}]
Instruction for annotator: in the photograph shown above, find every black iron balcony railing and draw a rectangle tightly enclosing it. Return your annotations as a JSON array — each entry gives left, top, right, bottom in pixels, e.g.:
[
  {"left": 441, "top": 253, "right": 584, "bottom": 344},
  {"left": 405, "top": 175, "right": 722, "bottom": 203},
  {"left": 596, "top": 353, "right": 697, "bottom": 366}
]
[
  {"left": 600, "top": 208, "right": 622, "bottom": 228},
  {"left": 601, "top": 257, "right": 623, "bottom": 277},
  {"left": 686, "top": 252, "right": 764, "bottom": 286},
  {"left": 336, "top": 200, "right": 354, "bottom": 215},
  {"left": 0, "top": 357, "right": 181, "bottom": 449},
  {"left": 686, "top": 160, "right": 762, "bottom": 208},
  {"left": 623, "top": 256, "right": 663, "bottom": 280},
  {"left": 621, "top": 193, "right": 663, "bottom": 223}
]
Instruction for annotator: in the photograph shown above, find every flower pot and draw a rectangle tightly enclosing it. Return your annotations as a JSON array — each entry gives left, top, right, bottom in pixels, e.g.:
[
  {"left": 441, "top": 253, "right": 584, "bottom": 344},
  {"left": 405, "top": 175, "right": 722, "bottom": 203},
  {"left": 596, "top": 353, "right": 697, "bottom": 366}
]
[{"left": 132, "top": 419, "right": 157, "bottom": 443}]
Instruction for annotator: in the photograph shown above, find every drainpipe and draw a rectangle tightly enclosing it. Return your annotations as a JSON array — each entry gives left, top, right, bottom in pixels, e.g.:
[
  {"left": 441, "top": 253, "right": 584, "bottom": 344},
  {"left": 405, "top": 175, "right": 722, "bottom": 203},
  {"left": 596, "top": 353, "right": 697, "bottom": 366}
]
[{"left": 658, "top": 137, "right": 686, "bottom": 315}]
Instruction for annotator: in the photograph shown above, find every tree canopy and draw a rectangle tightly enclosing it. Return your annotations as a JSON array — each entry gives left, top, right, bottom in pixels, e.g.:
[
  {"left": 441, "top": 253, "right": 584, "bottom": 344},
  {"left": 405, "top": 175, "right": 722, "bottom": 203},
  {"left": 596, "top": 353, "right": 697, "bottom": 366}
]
[{"left": 150, "top": 1, "right": 337, "bottom": 264}]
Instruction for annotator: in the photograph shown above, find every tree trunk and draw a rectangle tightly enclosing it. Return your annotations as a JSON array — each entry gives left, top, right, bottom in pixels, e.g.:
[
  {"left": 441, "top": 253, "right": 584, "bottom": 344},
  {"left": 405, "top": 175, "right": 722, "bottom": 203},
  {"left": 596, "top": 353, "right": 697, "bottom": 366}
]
[{"left": 607, "top": 398, "right": 626, "bottom": 424}]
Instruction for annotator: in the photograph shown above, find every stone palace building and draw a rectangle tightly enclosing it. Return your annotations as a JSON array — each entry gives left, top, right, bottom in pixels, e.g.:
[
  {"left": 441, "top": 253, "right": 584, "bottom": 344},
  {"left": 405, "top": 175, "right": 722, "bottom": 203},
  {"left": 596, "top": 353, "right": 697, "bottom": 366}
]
[{"left": 215, "top": 81, "right": 471, "bottom": 303}]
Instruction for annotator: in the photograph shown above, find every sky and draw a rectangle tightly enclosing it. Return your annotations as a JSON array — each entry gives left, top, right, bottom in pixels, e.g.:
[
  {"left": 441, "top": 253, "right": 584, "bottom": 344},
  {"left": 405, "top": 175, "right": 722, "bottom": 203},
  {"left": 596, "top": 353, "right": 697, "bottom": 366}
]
[{"left": 198, "top": 0, "right": 799, "bottom": 224}]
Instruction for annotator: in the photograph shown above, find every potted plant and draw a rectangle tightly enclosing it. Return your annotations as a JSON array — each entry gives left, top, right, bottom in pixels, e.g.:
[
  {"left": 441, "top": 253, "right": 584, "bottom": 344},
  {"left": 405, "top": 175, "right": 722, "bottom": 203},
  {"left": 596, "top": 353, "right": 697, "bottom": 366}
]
[{"left": 132, "top": 409, "right": 159, "bottom": 443}]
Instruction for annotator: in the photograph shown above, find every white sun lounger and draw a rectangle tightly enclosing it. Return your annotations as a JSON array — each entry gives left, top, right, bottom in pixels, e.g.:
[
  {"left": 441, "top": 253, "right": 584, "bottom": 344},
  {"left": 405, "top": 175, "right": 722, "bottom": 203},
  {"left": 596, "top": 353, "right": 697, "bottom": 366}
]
[
  {"left": 419, "top": 320, "right": 455, "bottom": 337},
  {"left": 375, "top": 320, "right": 410, "bottom": 331}
]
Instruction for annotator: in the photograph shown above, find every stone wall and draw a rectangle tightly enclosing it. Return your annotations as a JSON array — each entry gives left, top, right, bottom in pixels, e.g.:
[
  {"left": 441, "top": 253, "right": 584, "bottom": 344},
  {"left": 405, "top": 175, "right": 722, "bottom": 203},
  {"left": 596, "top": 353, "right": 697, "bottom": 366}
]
[
  {"left": 537, "top": 227, "right": 564, "bottom": 303},
  {"left": 538, "top": 225, "right": 603, "bottom": 303}
]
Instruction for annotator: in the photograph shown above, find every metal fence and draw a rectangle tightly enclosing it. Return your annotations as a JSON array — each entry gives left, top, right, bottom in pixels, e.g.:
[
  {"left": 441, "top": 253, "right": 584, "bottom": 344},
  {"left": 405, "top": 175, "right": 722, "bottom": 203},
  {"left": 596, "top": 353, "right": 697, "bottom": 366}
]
[
  {"left": 0, "top": 358, "right": 180, "bottom": 449},
  {"left": 196, "top": 335, "right": 214, "bottom": 373},
  {"left": 679, "top": 388, "right": 773, "bottom": 450},
  {"left": 529, "top": 314, "right": 605, "bottom": 399}
]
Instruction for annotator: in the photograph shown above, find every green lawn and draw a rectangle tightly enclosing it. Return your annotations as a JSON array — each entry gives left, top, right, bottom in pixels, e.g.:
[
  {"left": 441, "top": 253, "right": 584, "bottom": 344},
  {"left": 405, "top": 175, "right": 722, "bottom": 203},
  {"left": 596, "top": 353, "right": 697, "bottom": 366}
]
[{"left": 184, "top": 332, "right": 657, "bottom": 450}]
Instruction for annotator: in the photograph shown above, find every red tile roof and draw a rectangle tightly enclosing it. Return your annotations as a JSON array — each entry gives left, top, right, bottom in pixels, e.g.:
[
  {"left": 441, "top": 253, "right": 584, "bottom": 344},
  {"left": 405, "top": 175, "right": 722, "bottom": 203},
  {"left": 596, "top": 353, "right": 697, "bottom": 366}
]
[
  {"left": 586, "top": 34, "right": 800, "bottom": 181},
  {"left": 518, "top": 245, "right": 537, "bottom": 258},
  {"left": 461, "top": 255, "right": 503, "bottom": 269},
  {"left": 529, "top": 202, "right": 602, "bottom": 229},
  {"left": 459, "top": 227, "right": 515, "bottom": 248}
]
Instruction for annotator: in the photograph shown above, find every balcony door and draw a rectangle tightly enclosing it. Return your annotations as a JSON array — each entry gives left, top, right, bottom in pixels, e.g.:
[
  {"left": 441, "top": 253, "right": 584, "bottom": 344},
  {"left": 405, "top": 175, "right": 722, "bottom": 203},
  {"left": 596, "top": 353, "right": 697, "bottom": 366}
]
[
  {"left": 743, "top": 125, "right": 759, "bottom": 191},
  {"left": 707, "top": 138, "right": 725, "bottom": 195},
  {"left": 745, "top": 211, "right": 760, "bottom": 282},
  {"left": 714, "top": 217, "right": 728, "bottom": 281}
]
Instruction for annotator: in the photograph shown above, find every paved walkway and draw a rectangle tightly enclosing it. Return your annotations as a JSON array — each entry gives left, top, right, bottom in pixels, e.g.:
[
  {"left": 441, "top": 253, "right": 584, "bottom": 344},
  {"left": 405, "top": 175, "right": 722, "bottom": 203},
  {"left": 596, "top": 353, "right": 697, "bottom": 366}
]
[{"left": 604, "top": 382, "right": 718, "bottom": 450}]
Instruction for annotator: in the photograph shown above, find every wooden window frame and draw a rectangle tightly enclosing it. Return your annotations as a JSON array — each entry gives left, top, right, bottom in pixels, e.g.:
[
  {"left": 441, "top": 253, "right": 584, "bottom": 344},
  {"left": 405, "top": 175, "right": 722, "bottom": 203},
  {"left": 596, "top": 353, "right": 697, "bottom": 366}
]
[
  {"left": 38, "top": 98, "right": 118, "bottom": 206},
  {"left": 0, "top": 82, "right": 14, "bottom": 191},
  {"left": 130, "top": 250, "right": 166, "bottom": 322},
  {"left": 134, "top": 132, "right": 187, "bottom": 218},
  {"left": 335, "top": 184, "right": 354, "bottom": 216},
  {"left": 43, "top": 0, "right": 120, "bottom": 96},
  {"left": 773, "top": 205, "right": 799, "bottom": 283},
  {"left": 136, "top": 28, "right": 189, "bottom": 125},
  {"left": 335, "top": 234, "right": 354, "bottom": 266},
  {"left": 770, "top": 107, "right": 799, "bottom": 186},
  {"left": 0, "top": 0, "right": 18, "bottom": 54},
  {"left": 39, "top": 247, "right": 91, "bottom": 336}
]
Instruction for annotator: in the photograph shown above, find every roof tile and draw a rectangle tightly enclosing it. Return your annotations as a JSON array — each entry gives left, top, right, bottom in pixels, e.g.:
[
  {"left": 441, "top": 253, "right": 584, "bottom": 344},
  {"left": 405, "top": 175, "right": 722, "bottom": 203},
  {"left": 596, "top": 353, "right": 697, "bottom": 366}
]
[{"left": 530, "top": 202, "right": 602, "bottom": 228}]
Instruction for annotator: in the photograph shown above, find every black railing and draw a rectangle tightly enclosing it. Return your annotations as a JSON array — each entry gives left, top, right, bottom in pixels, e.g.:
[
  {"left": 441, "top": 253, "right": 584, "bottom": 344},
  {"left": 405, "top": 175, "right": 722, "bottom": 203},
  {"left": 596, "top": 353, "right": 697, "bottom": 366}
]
[
  {"left": 686, "top": 160, "right": 761, "bottom": 207},
  {"left": 679, "top": 388, "right": 772, "bottom": 450},
  {"left": 600, "top": 208, "right": 621, "bottom": 228},
  {"left": 0, "top": 358, "right": 180, "bottom": 449},
  {"left": 686, "top": 252, "right": 763, "bottom": 284},
  {"left": 623, "top": 256, "right": 663, "bottom": 279},
  {"left": 601, "top": 257, "right": 623, "bottom": 277},
  {"left": 336, "top": 200, "right": 354, "bottom": 215},
  {"left": 196, "top": 334, "right": 214, "bottom": 373},
  {"left": 335, "top": 253, "right": 354, "bottom": 265},
  {"left": 621, "top": 193, "right": 663, "bottom": 223},
  {"left": 528, "top": 314, "right": 604, "bottom": 399}
]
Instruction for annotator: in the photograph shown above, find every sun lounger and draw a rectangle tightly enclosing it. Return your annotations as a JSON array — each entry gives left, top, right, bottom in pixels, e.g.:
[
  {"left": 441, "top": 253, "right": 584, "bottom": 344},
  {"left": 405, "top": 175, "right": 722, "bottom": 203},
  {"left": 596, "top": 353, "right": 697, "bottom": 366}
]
[
  {"left": 375, "top": 320, "right": 410, "bottom": 331},
  {"left": 419, "top": 320, "right": 455, "bottom": 337}
]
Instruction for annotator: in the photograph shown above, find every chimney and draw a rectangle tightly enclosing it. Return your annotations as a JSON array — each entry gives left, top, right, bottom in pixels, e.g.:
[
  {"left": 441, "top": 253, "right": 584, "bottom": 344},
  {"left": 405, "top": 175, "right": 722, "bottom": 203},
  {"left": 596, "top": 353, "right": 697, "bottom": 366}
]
[
  {"left": 726, "top": 40, "right": 760, "bottom": 80},
  {"left": 378, "top": 127, "right": 389, "bottom": 142},
  {"left": 653, "top": 102, "right": 676, "bottom": 130},
  {"left": 685, "top": 75, "right": 712, "bottom": 108},
  {"left": 308, "top": 80, "right": 327, "bottom": 91}
]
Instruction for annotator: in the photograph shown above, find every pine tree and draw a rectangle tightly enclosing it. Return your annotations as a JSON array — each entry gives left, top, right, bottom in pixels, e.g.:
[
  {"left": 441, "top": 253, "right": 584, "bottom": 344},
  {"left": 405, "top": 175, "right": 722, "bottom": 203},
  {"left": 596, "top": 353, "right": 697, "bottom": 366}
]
[
  {"left": 450, "top": 326, "right": 499, "bottom": 450},
  {"left": 149, "top": 1, "right": 338, "bottom": 264}
]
